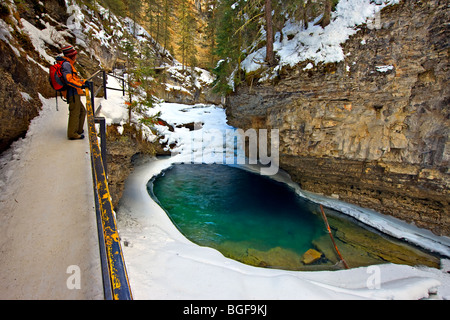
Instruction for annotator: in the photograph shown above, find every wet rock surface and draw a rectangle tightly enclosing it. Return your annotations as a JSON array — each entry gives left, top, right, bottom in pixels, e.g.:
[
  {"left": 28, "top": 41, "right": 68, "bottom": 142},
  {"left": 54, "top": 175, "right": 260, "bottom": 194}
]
[
  {"left": 106, "top": 124, "right": 168, "bottom": 209},
  {"left": 214, "top": 209, "right": 440, "bottom": 271}
]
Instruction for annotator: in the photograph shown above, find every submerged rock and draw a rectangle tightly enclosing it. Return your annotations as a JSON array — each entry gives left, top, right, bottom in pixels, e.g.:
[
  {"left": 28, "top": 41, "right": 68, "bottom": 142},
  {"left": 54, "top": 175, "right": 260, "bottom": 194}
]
[
  {"left": 217, "top": 241, "right": 304, "bottom": 270},
  {"left": 302, "top": 249, "right": 322, "bottom": 265},
  {"left": 247, "top": 247, "right": 302, "bottom": 270}
]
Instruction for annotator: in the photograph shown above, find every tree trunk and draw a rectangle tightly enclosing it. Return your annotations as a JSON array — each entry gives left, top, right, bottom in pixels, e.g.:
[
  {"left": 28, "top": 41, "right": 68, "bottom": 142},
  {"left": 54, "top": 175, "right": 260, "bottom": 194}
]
[
  {"left": 316, "top": 0, "right": 332, "bottom": 28},
  {"left": 265, "top": 0, "right": 275, "bottom": 66}
]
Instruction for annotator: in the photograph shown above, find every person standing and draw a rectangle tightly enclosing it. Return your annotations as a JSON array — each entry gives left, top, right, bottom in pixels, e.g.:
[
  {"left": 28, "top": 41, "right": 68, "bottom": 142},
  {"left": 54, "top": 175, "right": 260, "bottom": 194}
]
[{"left": 60, "top": 45, "right": 87, "bottom": 140}]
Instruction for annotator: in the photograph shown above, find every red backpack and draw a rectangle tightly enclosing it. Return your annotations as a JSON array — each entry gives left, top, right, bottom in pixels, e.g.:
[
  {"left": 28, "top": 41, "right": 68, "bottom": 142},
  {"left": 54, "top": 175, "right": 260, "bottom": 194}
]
[
  {"left": 49, "top": 56, "right": 68, "bottom": 110},
  {"left": 49, "top": 56, "right": 67, "bottom": 91}
]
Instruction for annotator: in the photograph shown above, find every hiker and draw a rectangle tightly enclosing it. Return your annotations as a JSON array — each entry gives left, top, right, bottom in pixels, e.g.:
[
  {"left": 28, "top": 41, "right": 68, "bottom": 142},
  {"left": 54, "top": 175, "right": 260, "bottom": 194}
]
[{"left": 60, "top": 45, "right": 87, "bottom": 140}]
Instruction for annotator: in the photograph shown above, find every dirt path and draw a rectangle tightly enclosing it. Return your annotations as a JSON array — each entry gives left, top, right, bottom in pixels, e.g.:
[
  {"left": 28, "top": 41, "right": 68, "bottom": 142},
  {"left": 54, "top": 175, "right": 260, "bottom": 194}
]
[{"left": 0, "top": 96, "right": 103, "bottom": 299}]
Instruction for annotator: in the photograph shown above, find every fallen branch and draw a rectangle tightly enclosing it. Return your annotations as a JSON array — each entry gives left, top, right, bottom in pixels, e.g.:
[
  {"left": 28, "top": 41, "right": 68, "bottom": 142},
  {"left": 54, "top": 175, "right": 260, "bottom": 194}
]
[{"left": 320, "top": 205, "right": 350, "bottom": 269}]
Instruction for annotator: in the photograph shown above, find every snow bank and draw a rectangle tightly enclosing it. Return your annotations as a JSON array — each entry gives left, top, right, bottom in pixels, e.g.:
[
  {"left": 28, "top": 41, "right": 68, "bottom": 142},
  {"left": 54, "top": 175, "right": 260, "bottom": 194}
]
[
  {"left": 95, "top": 76, "right": 128, "bottom": 126},
  {"left": 151, "top": 102, "right": 234, "bottom": 159}
]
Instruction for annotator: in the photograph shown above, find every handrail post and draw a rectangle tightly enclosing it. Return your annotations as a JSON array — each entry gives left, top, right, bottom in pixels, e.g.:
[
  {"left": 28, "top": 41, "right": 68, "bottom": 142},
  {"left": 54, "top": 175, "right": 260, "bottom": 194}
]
[
  {"left": 86, "top": 80, "right": 107, "bottom": 175},
  {"left": 95, "top": 117, "right": 107, "bottom": 176},
  {"left": 86, "top": 81, "right": 95, "bottom": 114},
  {"left": 103, "top": 70, "right": 107, "bottom": 100}
]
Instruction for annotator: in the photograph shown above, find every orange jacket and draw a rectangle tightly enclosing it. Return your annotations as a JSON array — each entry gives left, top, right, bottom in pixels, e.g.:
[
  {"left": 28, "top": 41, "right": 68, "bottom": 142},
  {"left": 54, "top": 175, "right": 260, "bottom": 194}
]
[{"left": 61, "top": 56, "right": 85, "bottom": 98}]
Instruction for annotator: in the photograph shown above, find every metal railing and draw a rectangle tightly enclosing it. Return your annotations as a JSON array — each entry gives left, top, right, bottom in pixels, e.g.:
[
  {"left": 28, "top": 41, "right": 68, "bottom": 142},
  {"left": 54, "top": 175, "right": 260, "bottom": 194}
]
[
  {"left": 84, "top": 80, "right": 132, "bottom": 300},
  {"left": 86, "top": 70, "right": 126, "bottom": 105},
  {"left": 85, "top": 71, "right": 126, "bottom": 175}
]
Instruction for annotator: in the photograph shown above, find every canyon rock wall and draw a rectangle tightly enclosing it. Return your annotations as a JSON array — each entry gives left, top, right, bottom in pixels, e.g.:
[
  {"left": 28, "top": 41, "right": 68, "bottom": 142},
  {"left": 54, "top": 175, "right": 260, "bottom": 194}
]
[
  {"left": 0, "top": 0, "right": 102, "bottom": 153},
  {"left": 226, "top": 0, "right": 449, "bottom": 235},
  {"left": 0, "top": 0, "right": 67, "bottom": 152}
]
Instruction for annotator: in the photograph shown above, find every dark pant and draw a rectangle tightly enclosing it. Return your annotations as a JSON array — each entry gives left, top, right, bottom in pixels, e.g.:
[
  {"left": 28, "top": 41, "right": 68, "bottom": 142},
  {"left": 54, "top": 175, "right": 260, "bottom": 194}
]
[{"left": 67, "top": 95, "right": 86, "bottom": 139}]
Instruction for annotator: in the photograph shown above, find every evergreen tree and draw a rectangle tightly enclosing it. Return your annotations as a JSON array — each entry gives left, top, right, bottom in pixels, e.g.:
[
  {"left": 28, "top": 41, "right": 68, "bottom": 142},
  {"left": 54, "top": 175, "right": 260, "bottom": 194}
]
[
  {"left": 177, "top": 0, "right": 197, "bottom": 70},
  {"left": 318, "top": 0, "right": 332, "bottom": 28},
  {"left": 161, "top": 0, "right": 172, "bottom": 52},
  {"left": 124, "top": 0, "right": 142, "bottom": 35},
  {"left": 121, "top": 31, "right": 138, "bottom": 125},
  {"left": 120, "top": 30, "right": 158, "bottom": 127},
  {"left": 142, "top": 0, "right": 173, "bottom": 59},
  {"left": 134, "top": 42, "right": 159, "bottom": 131},
  {"left": 316, "top": 0, "right": 340, "bottom": 28},
  {"left": 212, "top": 0, "right": 264, "bottom": 94},
  {"left": 204, "top": 0, "right": 218, "bottom": 69},
  {"left": 144, "top": 0, "right": 162, "bottom": 44},
  {"left": 102, "top": 0, "right": 126, "bottom": 18},
  {"left": 212, "top": 0, "right": 240, "bottom": 94},
  {"left": 281, "top": 0, "right": 315, "bottom": 30}
]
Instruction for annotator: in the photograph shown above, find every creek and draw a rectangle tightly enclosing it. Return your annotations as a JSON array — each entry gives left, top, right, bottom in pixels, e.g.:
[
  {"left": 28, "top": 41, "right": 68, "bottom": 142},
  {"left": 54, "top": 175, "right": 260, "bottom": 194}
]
[{"left": 149, "top": 163, "right": 440, "bottom": 271}]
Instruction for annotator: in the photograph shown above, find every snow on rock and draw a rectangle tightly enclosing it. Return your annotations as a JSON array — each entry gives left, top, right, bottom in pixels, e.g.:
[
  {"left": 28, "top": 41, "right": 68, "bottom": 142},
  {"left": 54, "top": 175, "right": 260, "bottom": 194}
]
[
  {"left": 20, "top": 18, "right": 70, "bottom": 65},
  {"left": 376, "top": 65, "right": 395, "bottom": 72},
  {"left": 241, "top": 0, "right": 401, "bottom": 74}
]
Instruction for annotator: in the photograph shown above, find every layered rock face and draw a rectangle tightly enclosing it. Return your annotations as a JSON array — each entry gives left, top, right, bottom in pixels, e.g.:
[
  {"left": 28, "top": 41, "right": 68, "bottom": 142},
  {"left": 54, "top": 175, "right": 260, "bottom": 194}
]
[
  {"left": 0, "top": 0, "right": 66, "bottom": 152},
  {"left": 0, "top": 40, "right": 46, "bottom": 152},
  {"left": 226, "top": 0, "right": 449, "bottom": 235}
]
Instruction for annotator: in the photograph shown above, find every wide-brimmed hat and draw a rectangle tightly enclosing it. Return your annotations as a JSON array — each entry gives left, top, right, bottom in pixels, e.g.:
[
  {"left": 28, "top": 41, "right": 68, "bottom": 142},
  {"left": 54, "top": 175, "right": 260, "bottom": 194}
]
[{"left": 62, "top": 45, "right": 77, "bottom": 57}]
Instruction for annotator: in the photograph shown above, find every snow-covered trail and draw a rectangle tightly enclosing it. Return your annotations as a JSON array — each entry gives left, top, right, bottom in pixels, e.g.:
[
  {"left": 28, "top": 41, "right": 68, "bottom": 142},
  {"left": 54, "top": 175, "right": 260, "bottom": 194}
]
[{"left": 0, "top": 95, "right": 103, "bottom": 299}]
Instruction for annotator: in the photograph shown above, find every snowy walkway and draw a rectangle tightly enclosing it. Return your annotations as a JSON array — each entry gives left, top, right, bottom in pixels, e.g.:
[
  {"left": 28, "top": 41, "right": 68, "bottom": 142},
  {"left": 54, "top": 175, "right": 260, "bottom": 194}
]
[{"left": 0, "top": 95, "right": 103, "bottom": 299}]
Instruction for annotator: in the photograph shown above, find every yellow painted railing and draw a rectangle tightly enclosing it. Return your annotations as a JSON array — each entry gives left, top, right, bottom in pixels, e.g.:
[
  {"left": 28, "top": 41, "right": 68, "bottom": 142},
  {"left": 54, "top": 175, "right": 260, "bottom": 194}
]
[{"left": 85, "top": 86, "right": 132, "bottom": 300}]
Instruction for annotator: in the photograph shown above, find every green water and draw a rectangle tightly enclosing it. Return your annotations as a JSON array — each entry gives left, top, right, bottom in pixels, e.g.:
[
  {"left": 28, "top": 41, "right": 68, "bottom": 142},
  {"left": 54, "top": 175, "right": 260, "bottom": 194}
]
[{"left": 149, "top": 164, "right": 440, "bottom": 271}]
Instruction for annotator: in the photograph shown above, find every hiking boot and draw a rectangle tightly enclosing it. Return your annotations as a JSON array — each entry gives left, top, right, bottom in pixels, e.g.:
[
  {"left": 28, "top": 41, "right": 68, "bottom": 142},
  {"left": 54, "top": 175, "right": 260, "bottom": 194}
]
[{"left": 69, "top": 134, "right": 85, "bottom": 140}]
